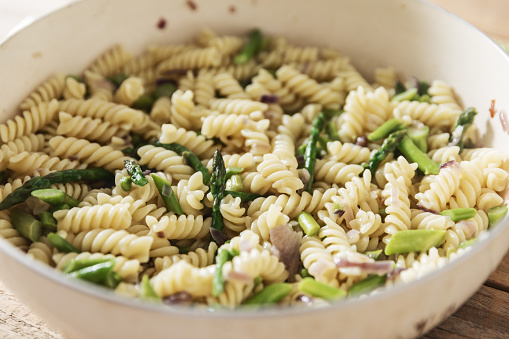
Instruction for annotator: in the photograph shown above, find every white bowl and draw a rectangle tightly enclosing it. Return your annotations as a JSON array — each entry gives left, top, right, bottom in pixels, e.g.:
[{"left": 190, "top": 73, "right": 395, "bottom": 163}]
[{"left": 0, "top": 0, "right": 508, "bottom": 338}]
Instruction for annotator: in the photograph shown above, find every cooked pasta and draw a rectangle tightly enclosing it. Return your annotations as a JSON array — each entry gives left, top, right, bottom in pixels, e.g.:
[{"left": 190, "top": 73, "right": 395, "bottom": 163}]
[{"left": 0, "top": 29, "right": 507, "bottom": 312}]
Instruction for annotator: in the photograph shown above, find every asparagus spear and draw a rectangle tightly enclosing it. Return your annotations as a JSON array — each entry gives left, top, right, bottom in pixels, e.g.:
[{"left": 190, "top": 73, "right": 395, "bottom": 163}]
[
  {"left": 152, "top": 83, "right": 177, "bottom": 100},
  {"left": 364, "top": 130, "right": 406, "bottom": 176},
  {"left": 47, "top": 232, "right": 80, "bottom": 253},
  {"left": 66, "top": 260, "right": 122, "bottom": 288},
  {"left": 107, "top": 73, "right": 128, "bottom": 88},
  {"left": 211, "top": 149, "right": 226, "bottom": 231},
  {"left": 298, "top": 277, "right": 346, "bottom": 300},
  {"left": 449, "top": 107, "right": 477, "bottom": 152},
  {"left": 212, "top": 248, "right": 234, "bottom": 297},
  {"left": 39, "top": 211, "right": 57, "bottom": 231},
  {"left": 367, "top": 119, "right": 406, "bottom": 141},
  {"left": 487, "top": 205, "right": 508, "bottom": 227},
  {"left": 225, "top": 175, "right": 243, "bottom": 192},
  {"left": 392, "top": 88, "right": 419, "bottom": 102},
  {"left": 0, "top": 168, "right": 114, "bottom": 211},
  {"left": 124, "top": 160, "right": 148, "bottom": 186},
  {"left": 151, "top": 142, "right": 211, "bottom": 186},
  {"left": 297, "top": 212, "right": 321, "bottom": 236},
  {"left": 119, "top": 176, "right": 132, "bottom": 191},
  {"left": 243, "top": 283, "right": 293, "bottom": 305},
  {"left": 63, "top": 258, "right": 113, "bottom": 274},
  {"left": 225, "top": 167, "right": 243, "bottom": 181},
  {"left": 397, "top": 134, "right": 440, "bottom": 175},
  {"left": 132, "top": 94, "right": 154, "bottom": 111},
  {"left": 139, "top": 275, "right": 161, "bottom": 303},
  {"left": 11, "top": 208, "right": 42, "bottom": 242},
  {"left": 384, "top": 229, "right": 446, "bottom": 255},
  {"left": 235, "top": 29, "right": 263, "bottom": 65},
  {"left": 439, "top": 208, "right": 476, "bottom": 222},
  {"left": 304, "top": 112, "right": 326, "bottom": 193},
  {"left": 31, "top": 189, "right": 79, "bottom": 208},
  {"left": 349, "top": 274, "right": 387, "bottom": 296},
  {"left": 407, "top": 125, "right": 429, "bottom": 153},
  {"left": 151, "top": 174, "right": 183, "bottom": 215},
  {"left": 224, "top": 190, "right": 263, "bottom": 203},
  {"left": 363, "top": 249, "right": 383, "bottom": 260}
]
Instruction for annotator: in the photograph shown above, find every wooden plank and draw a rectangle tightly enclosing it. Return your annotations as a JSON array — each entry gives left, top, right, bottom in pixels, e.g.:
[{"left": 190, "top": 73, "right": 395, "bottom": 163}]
[
  {"left": 423, "top": 285, "right": 509, "bottom": 338},
  {"left": 0, "top": 280, "right": 60, "bottom": 339},
  {"left": 485, "top": 250, "right": 509, "bottom": 292}
]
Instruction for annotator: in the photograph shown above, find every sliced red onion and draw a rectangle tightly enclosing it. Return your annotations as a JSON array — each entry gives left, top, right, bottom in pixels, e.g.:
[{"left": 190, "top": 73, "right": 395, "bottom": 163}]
[
  {"left": 209, "top": 228, "right": 229, "bottom": 246},
  {"left": 440, "top": 160, "right": 456, "bottom": 170},
  {"left": 386, "top": 267, "right": 405, "bottom": 281},
  {"left": 92, "top": 78, "right": 115, "bottom": 91},
  {"left": 68, "top": 155, "right": 79, "bottom": 161},
  {"left": 301, "top": 61, "right": 310, "bottom": 74},
  {"left": 143, "top": 169, "right": 152, "bottom": 176},
  {"left": 500, "top": 109, "right": 509, "bottom": 133},
  {"left": 260, "top": 94, "right": 279, "bottom": 104},
  {"left": 298, "top": 168, "right": 311, "bottom": 187},
  {"left": 226, "top": 270, "right": 253, "bottom": 284},
  {"left": 269, "top": 225, "right": 301, "bottom": 281},
  {"left": 334, "top": 209, "right": 345, "bottom": 217},
  {"left": 456, "top": 220, "right": 477, "bottom": 239},
  {"left": 355, "top": 136, "right": 368, "bottom": 147},
  {"left": 335, "top": 258, "right": 394, "bottom": 275},
  {"left": 163, "top": 291, "right": 192, "bottom": 305},
  {"left": 417, "top": 205, "right": 438, "bottom": 214},
  {"left": 343, "top": 203, "right": 354, "bottom": 226}
]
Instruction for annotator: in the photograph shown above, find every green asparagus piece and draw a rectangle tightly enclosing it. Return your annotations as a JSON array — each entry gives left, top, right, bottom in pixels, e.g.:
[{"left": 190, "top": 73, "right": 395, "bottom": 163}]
[
  {"left": 124, "top": 160, "right": 148, "bottom": 186},
  {"left": 407, "top": 125, "right": 429, "bottom": 153},
  {"left": 132, "top": 94, "right": 154, "bottom": 111},
  {"left": 107, "top": 73, "right": 128, "bottom": 88},
  {"left": 397, "top": 135, "right": 440, "bottom": 175},
  {"left": 11, "top": 208, "right": 42, "bottom": 242},
  {"left": 38, "top": 212, "right": 57, "bottom": 231},
  {"left": 225, "top": 174, "right": 243, "bottom": 192},
  {"left": 322, "top": 108, "right": 343, "bottom": 120},
  {"left": 297, "top": 212, "right": 321, "bottom": 236},
  {"left": 104, "top": 270, "right": 123, "bottom": 289},
  {"left": 120, "top": 176, "right": 132, "bottom": 191},
  {"left": 31, "top": 189, "right": 79, "bottom": 208},
  {"left": 379, "top": 207, "right": 387, "bottom": 220},
  {"left": 211, "top": 149, "right": 226, "bottom": 231},
  {"left": 458, "top": 237, "right": 478, "bottom": 250},
  {"left": 367, "top": 119, "right": 406, "bottom": 141},
  {"left": 47, "top": 232, "right": 80, "bottom": 253},
  {"left": 364, "top": 130, "right": 406, "bottom": 176},
  {"left": 235, "top": 29, "right": 263, "bottom": 65},
  {"left": 139, "top": 275, "right": 161, "bottom": 302},
  {"left": 212, "top": 249, "right": 234, "bottom": 297},
  {"left": 152, "top": 83, "right": 177, "bottom": 100},
  {"left": 152, "top": 142, "right": 211, "bottom": 186},
  {"left": 348, "top": 274, "right": 387, "bottom": 296},
  {"left": 151, "top": 174, "right": 183, "bottom": 215},
  {"left": 419, "top": 94, "right": 431, "bottom": 103},
  {"left": 298, "top": 277, "right": 346, "bottom": 300},
  {"left": 296, "top": 142, "right": 307, "bottom": 157},
  {"left": 225, "top": 167, "right": 243, "bottom": 181},
  {"left": 439, "top": 208, "right": 477, "bottom": 222},
  {"left": 224, "top": 190, "right": 263, "bottom": 203},
  {"left": 66, "top": 260, "right": 120, "bottom": 288},
  {"left": 392, "top": 88, "right": 419, "bottom": 102},
  {"left": 417, "top": 80, "right": 430, "bottom": 95},
  {"left": 62, "top": 258, "right": 113, "bottom": 274},
  {"left": 385, "top": 229, "right": 446, "bottom": 255},
  {"left": 487, "top": 205, "right": 508, "bottom": 227},
  {"left": 244, "top": 283, "right": 292, "bottom": 305},
  {"left": 364, "top": 249, "right": 383, "bottom": 260},
  {"left": 300, "top": 268, "right": 312, "bottom": 278},
  {"left": 304, "top": 113, "right": 326, "bottom": 192},
  {"left": 449, "top": 107, "right": 477, "bottom": 152},
  {"left": 0, "top": 168, "right": 114, "bottom": 211},
  {"left": 325, "top": 121, "right": 340, "bottom": 141}
]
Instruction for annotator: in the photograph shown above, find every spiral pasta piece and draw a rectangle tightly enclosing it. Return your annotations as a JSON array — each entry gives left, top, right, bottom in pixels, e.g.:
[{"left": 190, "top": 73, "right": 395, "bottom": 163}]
[
  {"left": 393, "top": 100, "right": 459, "bottom": 131},
  {"left": 87, "top": 44, "right": 132, "bottom": 77},
  {"left": 49, "top": 136, "right": 129, "bottom": 170},
  {"left": 114, "top": 76, "right": 145, "bottom": 106},
  {"left": 223, "top": 248, "right": 288, "bottom": 284},
  {"left": 213, "top": 73, "right": 249, "bottom": 99},
  {"left": 257, "top": 154, "right": 303, "bottom": 195},
  {"left": 151, "top": 260, "right": 214, "bottom": 298},
  {"left": 0, "top": 217, "right": 28, "bottom": 250},
  {"left": 410, "top": 209, "right": 455, "bottom": 230},
  {"left": 19, "top": 74, "right": 66, "bottom": 111},
  {"left": 220, "top": 195, "right": 248, "bottom": 233},
  {"left": 314, "top": 159, "right": 364, "bottom": 186},
  {"left": 147, "top": 214, "right": 210, "bottom": 240},
  {"left": 154, "top": 242, "right": 218, "bottom": 273},
  {"left": 7, "top": 151, "right": 85, "bottom": 175},
  {"left": 27, "top": 237, "right": 53, "bottom": 266},
  {"left": 428, "top": 80, "right": 462, "bottom": 111},
  {"left": 159, "top": 124, "right": 215, "bottom": 159},
  {"left": 63, "top": 76, "right": 86, "bottom": 100},
  {"left": 277, "top": 65, "right": 342, "bottom": 108},
  {"left": 290, "top": 57, "right": 351, "bottom": 81},
  {"left": 56, "top": 112, "right": 128, "bottom": 144},
  {"left": 326, "top": 141, "right": 371, "bottom": 164},
  {"left": 149, "top": 97, "right": 172, "bottom": 124},
  {"left": 84, "top": 70, "right": 115, "bottom": 102},
  {"left": 176, "top": 172, "right": 208, "bottom": 216},
  {"left": 416, "top": 162, "right": 462, "bottom": 212},
  {"left": 54, "top": 203, "right": 131, "bottom": 233},
  {"left": 300, "top": 236, "right": 339, "bottom": 287},
  {"left": 448, "top": 161, "right": 483, "bottom": 209},
  {"left": 0, "top": 100, "right": 59, "bottom": 143},
  {"left": 249, "top": 204, "right": 289, "bottom": 241},
  {"left": 157, "top": 47, "right": 222, "bottom": 72},
  {"left": 137, "top": 145, "right": 194, "bottom": 181}
]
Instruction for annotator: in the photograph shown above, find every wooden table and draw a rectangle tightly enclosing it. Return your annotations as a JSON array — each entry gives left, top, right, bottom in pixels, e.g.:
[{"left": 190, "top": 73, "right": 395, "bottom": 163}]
[{"left": 0, "top": 1, "right": 508, "bottom": 338}]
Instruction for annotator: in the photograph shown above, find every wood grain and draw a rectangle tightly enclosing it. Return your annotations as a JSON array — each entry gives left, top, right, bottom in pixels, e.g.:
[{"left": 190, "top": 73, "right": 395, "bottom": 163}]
[{"left": 486, "top": 251, "right": 509, "bottom": 292}]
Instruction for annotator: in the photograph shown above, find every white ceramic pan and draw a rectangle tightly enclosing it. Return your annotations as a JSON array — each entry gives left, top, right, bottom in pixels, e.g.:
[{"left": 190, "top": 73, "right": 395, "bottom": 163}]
[{"left": 0, "top": 0, "right": 508, "bottom": 338}]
